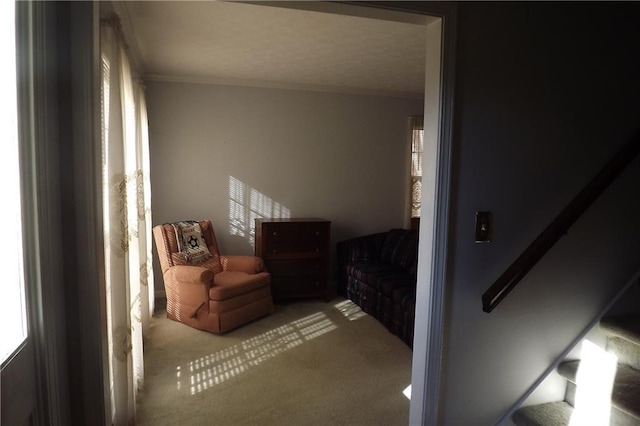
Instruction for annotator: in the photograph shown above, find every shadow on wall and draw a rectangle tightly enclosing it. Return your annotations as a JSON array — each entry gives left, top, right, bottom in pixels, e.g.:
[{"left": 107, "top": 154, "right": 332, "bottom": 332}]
[{"left": 228, "top": 176, "right": 291, "bottom": 249}]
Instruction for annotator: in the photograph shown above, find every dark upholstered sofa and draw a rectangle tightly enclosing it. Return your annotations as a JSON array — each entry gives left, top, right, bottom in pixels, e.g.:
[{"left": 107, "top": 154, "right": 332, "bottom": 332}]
[{"left": 337, "top": 228, "right": 418, "bottom": 347}]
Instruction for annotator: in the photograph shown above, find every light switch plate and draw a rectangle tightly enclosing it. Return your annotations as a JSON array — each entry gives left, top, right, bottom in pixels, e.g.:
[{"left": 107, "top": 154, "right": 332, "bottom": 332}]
[{"left": 475, "top": 211, "right": 492, "bottom": 243}]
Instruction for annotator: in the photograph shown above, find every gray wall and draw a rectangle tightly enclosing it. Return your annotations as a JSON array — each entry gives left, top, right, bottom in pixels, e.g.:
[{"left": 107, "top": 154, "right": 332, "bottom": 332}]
[
  {"left": 435, "top": 2, "right": 640, "bottom": 424},
  {"left": 146, "top": 81, "right": 423, "bottom": 294}
]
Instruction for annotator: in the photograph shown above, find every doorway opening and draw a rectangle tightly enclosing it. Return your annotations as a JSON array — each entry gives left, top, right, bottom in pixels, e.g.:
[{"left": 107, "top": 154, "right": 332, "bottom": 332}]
[{"left": 100, "top": 2, "right": 454, "bottom": 425}]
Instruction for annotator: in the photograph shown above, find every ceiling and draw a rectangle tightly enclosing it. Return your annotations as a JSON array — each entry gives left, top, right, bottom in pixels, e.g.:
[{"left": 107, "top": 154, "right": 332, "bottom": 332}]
[{"left": 116, "top": 1, "right": 429, "bottom": 98}]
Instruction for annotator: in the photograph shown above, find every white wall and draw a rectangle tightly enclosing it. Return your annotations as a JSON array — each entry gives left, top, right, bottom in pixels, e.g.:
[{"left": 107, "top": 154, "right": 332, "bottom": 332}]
[
  {"left": 431, "top": 2, "right": 640, "bottom": 425},
  {"left": 146, "top": 81, "right": 422, "bottom": 294}
]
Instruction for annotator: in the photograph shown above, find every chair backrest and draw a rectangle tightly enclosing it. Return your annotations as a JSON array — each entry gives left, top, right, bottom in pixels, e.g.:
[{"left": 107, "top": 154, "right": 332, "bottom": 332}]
[{"left": 153, "top": 220, "right": 223, "bottom": 274}]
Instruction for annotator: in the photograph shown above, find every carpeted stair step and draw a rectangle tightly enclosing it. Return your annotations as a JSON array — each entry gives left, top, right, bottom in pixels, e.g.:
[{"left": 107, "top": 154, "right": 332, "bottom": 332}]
[
  {"left": 513, "top": 361, "right": 640, "bottom": 426},
  {"left": 511, "top": 315, "right": 640, "bottom": 426},
  {"left": 558, "top": 360, "right": 640, "bottom": 423},
  {"left": 512, "top": 401, "right": 573, "bottom": 426},
  {"left": 513, "top": 316, "right": 640, "bottom": 426},
  {"left": 600, "top": 315, "right": 640, "bottom": 346},
  {"left": 601, "top": 315, "right": 640, "bottom": 371},
  {"left": 512, "top": 397, "right": 640, "bottom": 426}
]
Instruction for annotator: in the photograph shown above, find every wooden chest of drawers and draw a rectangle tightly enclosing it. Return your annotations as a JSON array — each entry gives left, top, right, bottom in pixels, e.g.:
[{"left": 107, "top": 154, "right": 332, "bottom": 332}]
[{"left": 255, "top": 218, "right": 331, "bottom": 301}]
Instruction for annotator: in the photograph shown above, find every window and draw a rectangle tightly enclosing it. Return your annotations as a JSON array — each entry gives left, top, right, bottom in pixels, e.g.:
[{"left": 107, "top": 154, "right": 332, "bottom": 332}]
[{"left": 409, "top": 116, "right": 424, "bottom": 228}]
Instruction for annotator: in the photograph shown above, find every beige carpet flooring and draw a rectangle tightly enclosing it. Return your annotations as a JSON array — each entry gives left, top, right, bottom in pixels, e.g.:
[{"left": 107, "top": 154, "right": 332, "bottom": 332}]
[{"left": 136, "top": 297, "right": 412, "bottom": 426}]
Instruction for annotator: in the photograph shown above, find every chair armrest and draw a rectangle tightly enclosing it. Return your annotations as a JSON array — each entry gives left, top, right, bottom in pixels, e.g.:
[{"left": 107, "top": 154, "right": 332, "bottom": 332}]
[
  {"left": 165, "top": 265, "right": 214, "bottom": 285},
  {"left": 220, "top": 255, "right": 266, "bottom": 274},
  {"left": 164, "top": 266, "right": 214, "bottom": 317}
]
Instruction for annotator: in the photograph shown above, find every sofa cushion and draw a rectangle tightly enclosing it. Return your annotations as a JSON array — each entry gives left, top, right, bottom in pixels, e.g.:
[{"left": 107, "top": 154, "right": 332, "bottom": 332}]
[
  {"left": 345, "top": 262, "right": 406, "bottom": 285},
  {"left": 376, "top": 274, "right": 416, "bottom": 297},
  {"left": 346, "top": 262, "right": 415, "bottom": 294},
  {"left": 339, "top": 232, "right": 387, "bottom": 263},
  {"left": 209, "top": 271, "right": 270, "bottom": 300},
  {"left": 380, "top": 229, "right": 418, "bottom": 274}
]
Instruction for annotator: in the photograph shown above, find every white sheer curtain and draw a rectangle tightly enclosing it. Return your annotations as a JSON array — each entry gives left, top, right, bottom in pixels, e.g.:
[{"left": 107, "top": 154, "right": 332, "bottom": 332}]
[{"left": 101, "top": 21, "right": 154, "bottom": 426}]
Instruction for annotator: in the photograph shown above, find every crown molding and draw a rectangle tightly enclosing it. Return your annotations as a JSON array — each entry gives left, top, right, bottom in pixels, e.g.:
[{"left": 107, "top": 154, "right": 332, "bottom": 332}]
[{"left": 143, "top": 73, "right": 424, "bottom": 100}]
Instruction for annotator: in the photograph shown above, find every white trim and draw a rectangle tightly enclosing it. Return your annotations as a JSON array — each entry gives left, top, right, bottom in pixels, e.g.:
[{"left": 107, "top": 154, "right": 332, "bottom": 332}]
[
  {"left": 143, "top": 73, "right": 424, "bottom": 100},
  {"left": 410, "top": 17, "right": 444, "bottom": 426},
  {"left": 406, "top": 4, "right": 457, "bottom": 426},
  {"left": 250, "top": 1, "right": 439, "bottom": 26}
]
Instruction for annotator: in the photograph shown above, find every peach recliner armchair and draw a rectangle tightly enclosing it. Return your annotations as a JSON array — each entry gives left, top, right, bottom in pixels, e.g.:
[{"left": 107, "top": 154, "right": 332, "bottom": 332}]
[{"left": 153, "top": 220, "right": 274, "bottom": 333}]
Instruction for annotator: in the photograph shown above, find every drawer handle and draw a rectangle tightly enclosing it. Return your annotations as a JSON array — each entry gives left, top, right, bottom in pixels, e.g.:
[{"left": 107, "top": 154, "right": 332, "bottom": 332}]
[
  {"left": 272, "top": 231, "right": 279, "bottom": 237},
  {"left": 315, "top": 231, "right": 320, "bottom": 236},
  {"left": 315, "top": 248, "right": 320, "bottom": 252},
  {"left": 272, "top": 249, "right": 278, "bottom": 254}
]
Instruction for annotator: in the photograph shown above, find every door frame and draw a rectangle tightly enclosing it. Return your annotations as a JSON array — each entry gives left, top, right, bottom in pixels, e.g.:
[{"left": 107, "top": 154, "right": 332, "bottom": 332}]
[
  {"left": 347, "top": 3, "right": 457, "bottom": 424},
  {"left": 3, "top": 2, "right": 109, "bottom": 425},
  {"left": 410, "top": 10, "right": 456, "bottom": 425},
  {"left": 2, "top": 2, "right": 71, "bottom": 425}
]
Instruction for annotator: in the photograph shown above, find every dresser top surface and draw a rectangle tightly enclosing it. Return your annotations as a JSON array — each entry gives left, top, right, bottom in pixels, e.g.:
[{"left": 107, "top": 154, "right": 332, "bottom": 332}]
[{"left": 255, "top": 218, "right": 331, "bottom": 224}]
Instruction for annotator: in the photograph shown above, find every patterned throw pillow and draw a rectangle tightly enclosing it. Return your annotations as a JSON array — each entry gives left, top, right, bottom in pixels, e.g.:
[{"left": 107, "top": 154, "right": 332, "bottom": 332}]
[{"left": 172, "top": 220, "right": 212, "bottom": 264}]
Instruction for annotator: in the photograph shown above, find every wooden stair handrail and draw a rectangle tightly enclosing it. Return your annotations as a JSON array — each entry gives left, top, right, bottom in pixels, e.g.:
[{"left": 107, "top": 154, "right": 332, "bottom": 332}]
[{"left": 482, "top": 130, "right": 640, "bottom": 313}]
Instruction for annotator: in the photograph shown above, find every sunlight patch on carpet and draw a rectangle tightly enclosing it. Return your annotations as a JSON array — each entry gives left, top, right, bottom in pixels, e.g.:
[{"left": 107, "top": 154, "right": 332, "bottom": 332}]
[
  {"left": 178, "top": 311, "right": 337, "bottom": 395},
  {"left": 334, "top": 299, "right": 367, "bottom": 321},
  {"left": 569, "top": 339, "right": 617, "bottom": 426}
]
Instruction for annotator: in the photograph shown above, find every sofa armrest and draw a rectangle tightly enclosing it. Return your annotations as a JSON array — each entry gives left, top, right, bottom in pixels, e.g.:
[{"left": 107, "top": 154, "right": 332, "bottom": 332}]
[
  {"left": 165, "top": 265, "right": 214, "bottom": 285},
  {"left": 220, "top": 255, "right": 266, "bottom": 274}
]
